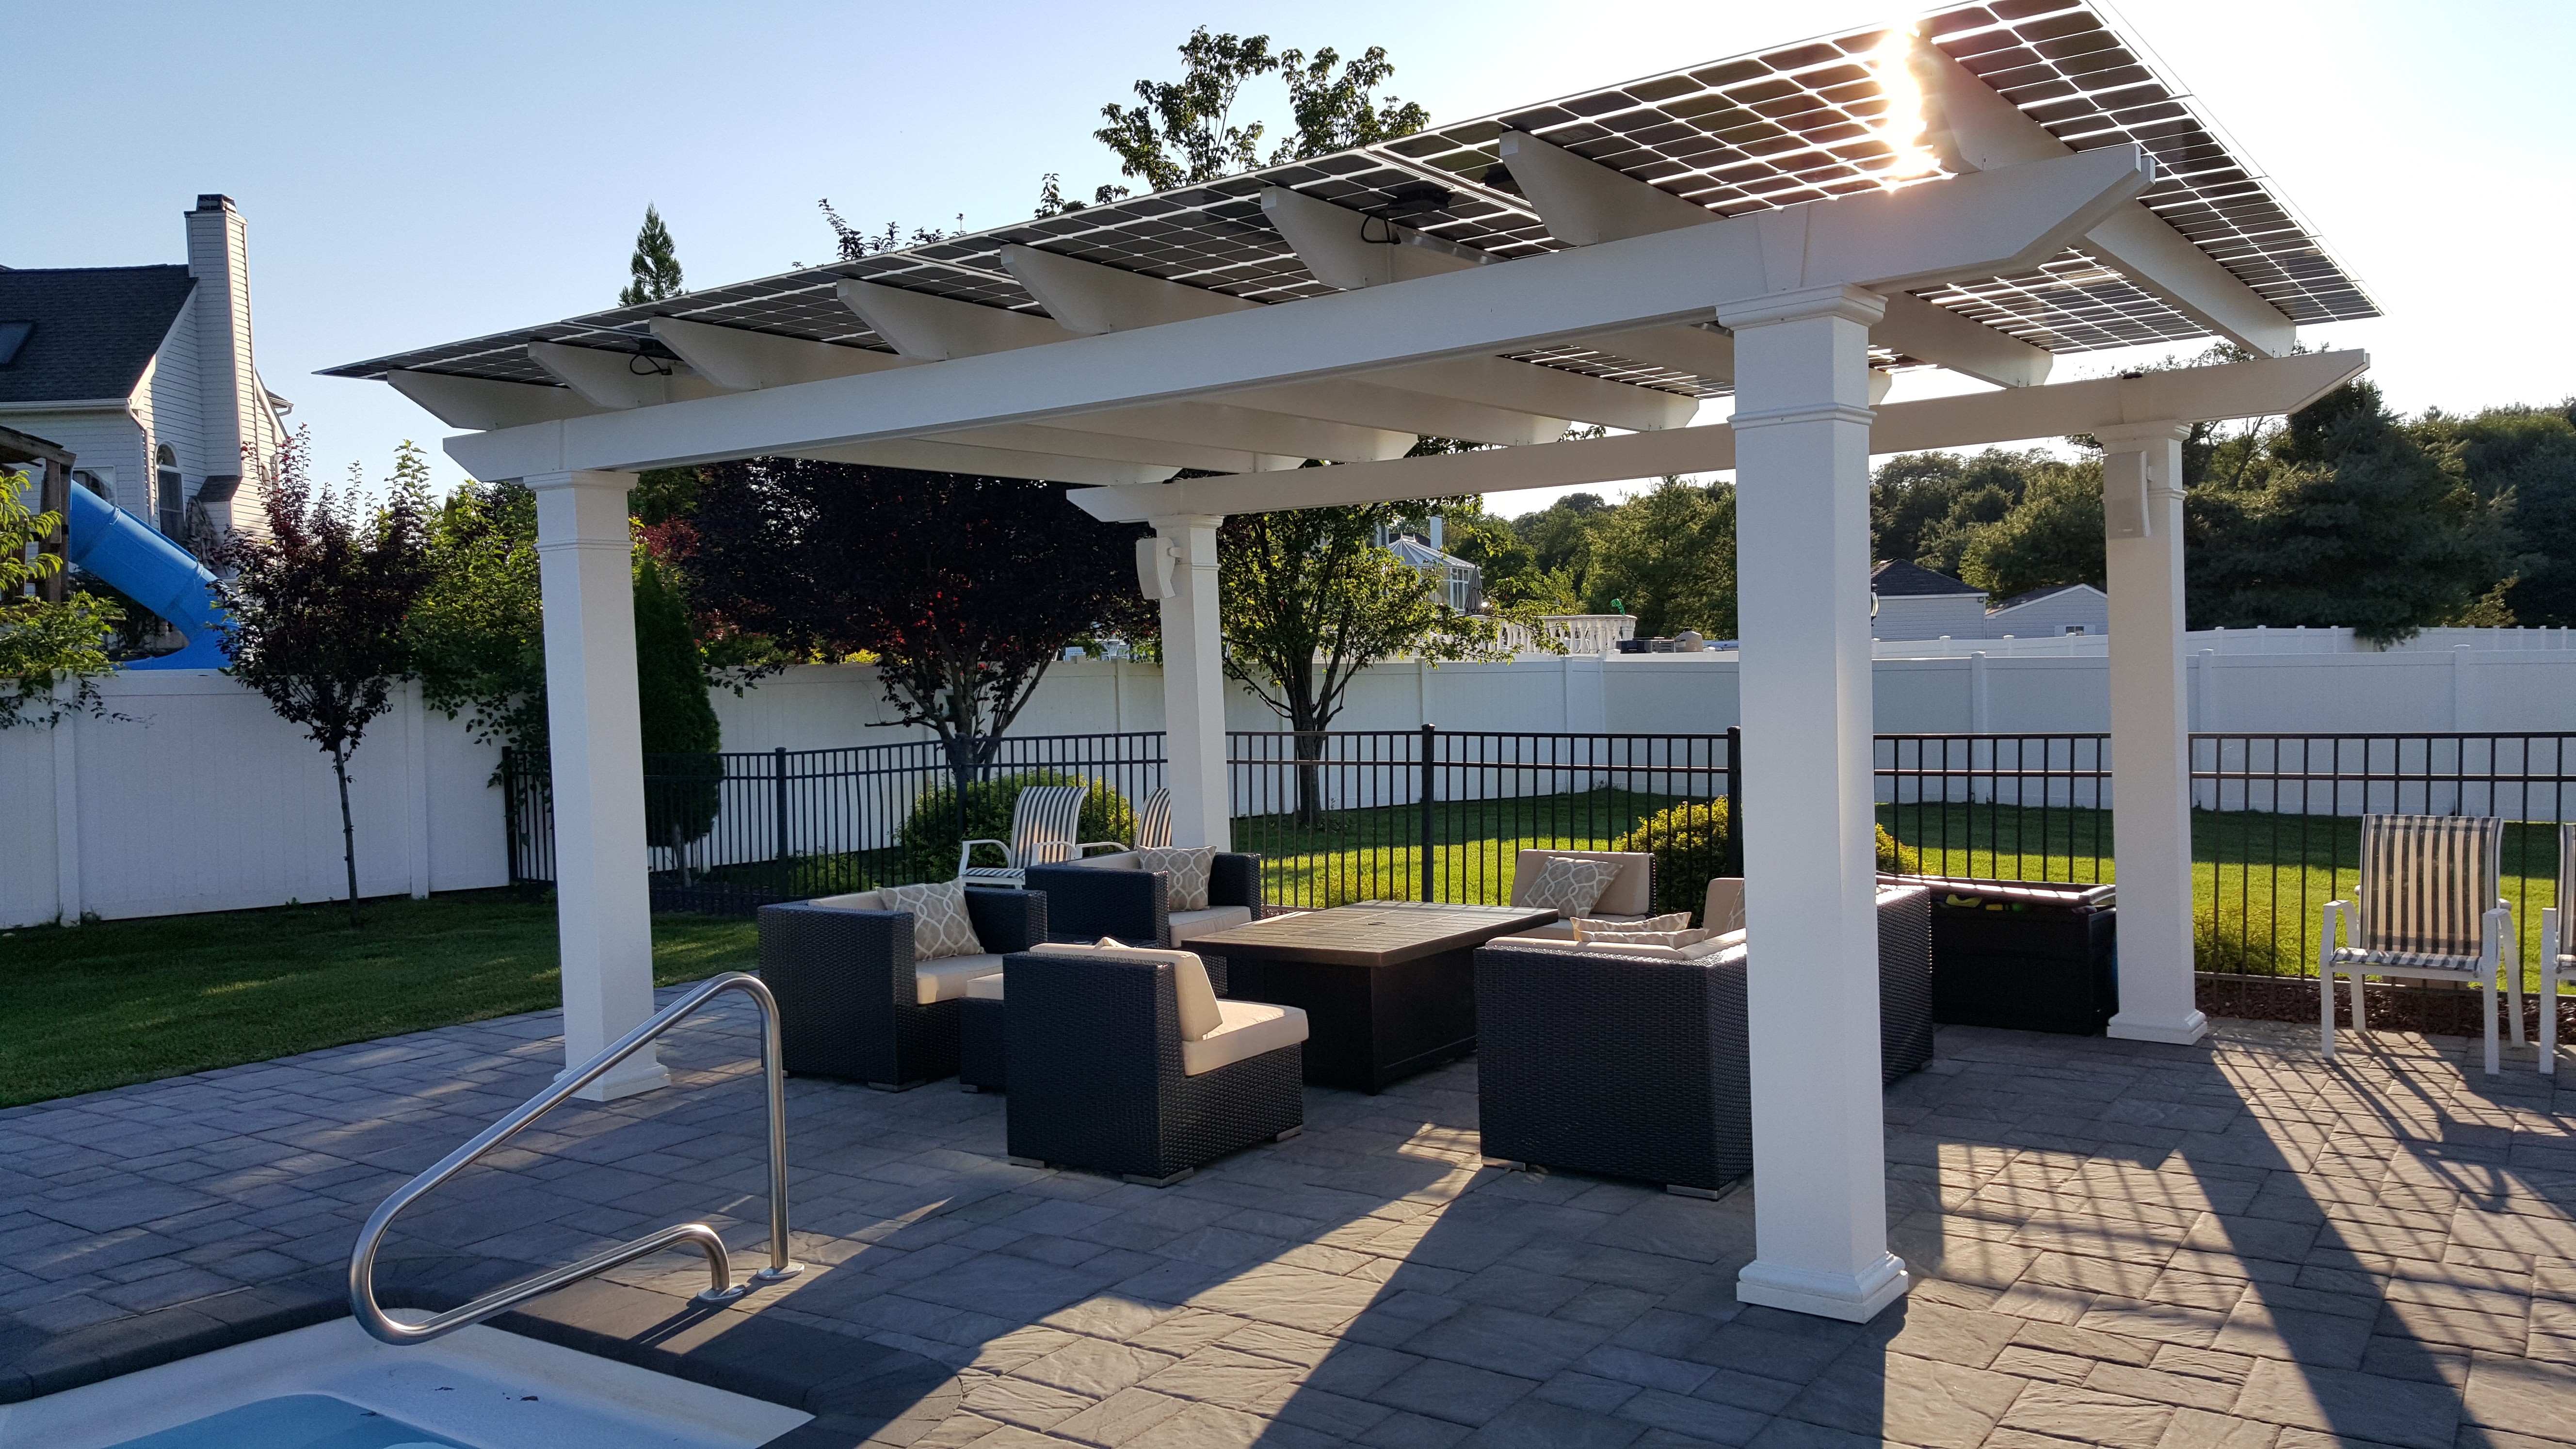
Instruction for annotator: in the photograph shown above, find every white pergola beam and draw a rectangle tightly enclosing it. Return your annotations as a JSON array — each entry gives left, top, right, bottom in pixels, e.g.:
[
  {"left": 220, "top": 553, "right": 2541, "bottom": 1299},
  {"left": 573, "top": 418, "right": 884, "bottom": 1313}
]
[
  {"left": 388, "top": 370, "right": 602, "bottom": 430},
  {"left": 648, "top": 317, "right": 916, "bottom": 390},
  {"left": 786, "top": 437, "right": 1178, "bottom": 487},
  {"left": 1054, "top": 402, "right": 1405, "bottom": 465},
  {"left": 1003, "top": 242, "right": 1666, "bottom": 432},
  {"left": 1499, "top": 129, "right": 1715, "bottom": 246},
  {"left": 933, "top": 422, "right": 1288, "bottom": 475},
  {"left": 1066, "top": 350, "right": 2366, "bottom": 520},
  {"left": 1873, "top": 290, "right": 2051, "bottom": 389},
  {"left": 1500, "top": 129, "right": 2053, "bottom": 387},
  {"left": 445, "top": 146, "right": 2152, "bottom": 480},
  {"left": 1223, "top": 379, "right": 1567, "bottom": 447},
  {"left": 1913, "top": 40, "right": 2294, "bottom": 357},
  {"left": 1582, "top": 323, "right": 1737, "bottom": 385},
  {"left": 527, "top": 340, "right": 729, "bottom": 411}
]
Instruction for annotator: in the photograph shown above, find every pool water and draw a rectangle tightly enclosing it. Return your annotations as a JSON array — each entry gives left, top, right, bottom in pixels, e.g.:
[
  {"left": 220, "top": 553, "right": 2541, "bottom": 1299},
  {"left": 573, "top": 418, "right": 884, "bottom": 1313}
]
[{"left": 105, "top": 1394, "right": 468, "bottom": 1449}]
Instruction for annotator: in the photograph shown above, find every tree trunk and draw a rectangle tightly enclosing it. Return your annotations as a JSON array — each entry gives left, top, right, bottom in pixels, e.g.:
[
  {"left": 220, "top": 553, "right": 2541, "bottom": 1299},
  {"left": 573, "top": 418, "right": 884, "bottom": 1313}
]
[{"left": 334, "top": 750, "right": 359, "bottom": 926}]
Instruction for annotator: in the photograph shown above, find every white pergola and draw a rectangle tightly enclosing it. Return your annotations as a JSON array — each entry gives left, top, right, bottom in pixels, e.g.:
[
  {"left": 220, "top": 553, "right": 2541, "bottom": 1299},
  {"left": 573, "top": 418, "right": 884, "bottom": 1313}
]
[{"left": 330, "top": 4, "right": 2375, "bottom": 1324}]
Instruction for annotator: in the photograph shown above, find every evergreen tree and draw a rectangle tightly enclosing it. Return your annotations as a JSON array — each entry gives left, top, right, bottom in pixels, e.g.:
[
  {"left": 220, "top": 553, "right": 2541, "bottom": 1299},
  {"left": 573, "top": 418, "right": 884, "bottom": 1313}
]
[
  {"left": 634, "top": 555, "right": 721, "bottom": 854},
  {"left": 619, "top": 204, "right": 684, "bottom": 306}
]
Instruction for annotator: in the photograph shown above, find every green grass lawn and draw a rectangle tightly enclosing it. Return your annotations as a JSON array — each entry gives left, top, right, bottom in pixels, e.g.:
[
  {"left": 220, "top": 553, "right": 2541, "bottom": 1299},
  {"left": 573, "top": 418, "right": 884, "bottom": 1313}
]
[
  {"left": 1884, "top": 802, "right": 2564, "bottom": 981},
  {"left": 0, "top": 890, "right": 755, "bottom": 1110}
]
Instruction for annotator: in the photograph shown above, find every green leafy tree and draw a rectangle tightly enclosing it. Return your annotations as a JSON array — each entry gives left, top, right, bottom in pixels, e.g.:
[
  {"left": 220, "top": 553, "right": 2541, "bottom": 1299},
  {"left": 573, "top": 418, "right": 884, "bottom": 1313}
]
[
  {"left": 411, "top": 477, "right": 547, "bottom": 759},
  {"left": 1956, "top": 459, "right": 2108, "bottom": 602},
  {"left": 2432, "top": 400, "right": 2576, "bottom": 625},
  {"left": 1872, "top": 448, "right": 2048, "bottom": 571},
  {"left": 0, "top": 470, "right": 121, "bottom": 729},
  {"left": 211, "top": 433, "right": 436, "bottom": 920},
  {"left": 2188, "top": 382, "right": 2512, "bottom": 644},
  {"left": 1220, "top": 499, "right": 1531, "bottom": 824},
  {"left": 634, "top": 555, "right": 722, "bottom": 858},
  {"left": 1508, "top": 493, "right": 1610, "bottom": 604},
  {"left": 1580, "top": 478, "right": 1739, "bottom": 638},
  {"left": 1052, "top": 28, "right": 1428, "bottom": 212},
  {"left": 619, "top": 204, "right": 683, "bottom": 306}
]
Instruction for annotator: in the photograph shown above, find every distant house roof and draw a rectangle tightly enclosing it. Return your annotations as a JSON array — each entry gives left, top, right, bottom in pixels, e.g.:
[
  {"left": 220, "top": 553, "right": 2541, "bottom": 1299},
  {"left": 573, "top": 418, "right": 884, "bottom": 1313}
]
[
  {"left": 1992, "top": 582, "right": 2103, "bottom": 612},
  {"left": 0, "top": 265, "right": 196, "bottom": 404},
  {"left": 1870, "top": 560, "right": 1983, "bottom": 597}
]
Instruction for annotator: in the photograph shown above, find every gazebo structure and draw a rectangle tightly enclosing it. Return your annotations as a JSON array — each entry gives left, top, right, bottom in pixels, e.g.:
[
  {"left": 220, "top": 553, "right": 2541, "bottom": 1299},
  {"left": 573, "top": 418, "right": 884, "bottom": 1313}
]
[{"left": 326, "top": 4, "right": 2375, "bottom": 1324}]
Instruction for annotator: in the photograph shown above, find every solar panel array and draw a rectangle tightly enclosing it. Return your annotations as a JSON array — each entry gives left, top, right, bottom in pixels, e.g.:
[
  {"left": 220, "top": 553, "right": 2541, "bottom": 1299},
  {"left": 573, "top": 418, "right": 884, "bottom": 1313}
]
[{"left": 323, "top": 0, "right": 2374, "bottom": 395}]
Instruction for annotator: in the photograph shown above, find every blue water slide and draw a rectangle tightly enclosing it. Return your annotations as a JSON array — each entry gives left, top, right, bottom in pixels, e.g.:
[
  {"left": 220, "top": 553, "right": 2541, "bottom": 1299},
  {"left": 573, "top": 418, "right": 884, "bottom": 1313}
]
[{"left": 63, "top": 484, "right": 228, "bottom": 670}]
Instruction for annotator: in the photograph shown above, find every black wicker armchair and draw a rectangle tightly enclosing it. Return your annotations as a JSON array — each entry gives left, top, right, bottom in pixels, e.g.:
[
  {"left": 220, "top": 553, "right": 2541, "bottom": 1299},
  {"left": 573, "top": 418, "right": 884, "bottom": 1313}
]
[
  {"left": 1023, "top": 852, "right": 1262, "bottom": 949},
  {"left": 757, "top": 887, "right": 1045, "bottom": 1091},
  {"left": 1000, "top": 942, "right": 1305, "bottom": 1186},
  {"left": 1474, "top": 884, "right": 1933, "bottom": 1195}
]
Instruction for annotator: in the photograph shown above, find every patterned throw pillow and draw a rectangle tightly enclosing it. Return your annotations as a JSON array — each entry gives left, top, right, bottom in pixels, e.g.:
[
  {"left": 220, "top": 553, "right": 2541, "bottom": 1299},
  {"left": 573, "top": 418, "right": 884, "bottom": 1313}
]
[
  {"left": 1575, "top": 912, "right": 1690, "bottom": 940},
  {"left": 1520, "top": 854, "right": 1618, "bottom": 918},
  {"left": 1136, "top": 846, "right": 1217, "bottom": 912},
  {"left": 882, "top": 880, "right": 985, "bottom": 961},
  {"left": 1582, "top": 924, "right": 1720, "bottom": 948}
]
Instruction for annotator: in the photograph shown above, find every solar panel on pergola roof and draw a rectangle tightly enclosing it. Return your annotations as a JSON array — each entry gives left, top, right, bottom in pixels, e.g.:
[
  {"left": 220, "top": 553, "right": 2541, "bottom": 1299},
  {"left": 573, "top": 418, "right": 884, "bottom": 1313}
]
[{"left": 321, "top": 0, "right": 2374, "bottom": 396}]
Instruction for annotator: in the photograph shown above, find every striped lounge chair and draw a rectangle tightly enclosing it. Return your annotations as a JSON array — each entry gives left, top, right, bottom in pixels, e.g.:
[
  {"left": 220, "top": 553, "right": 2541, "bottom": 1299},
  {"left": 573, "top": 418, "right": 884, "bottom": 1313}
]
[
  {"left": 2319, "top": 814, "right": 2518, "bottom": 1076},
  {"left": 2543, "top": 822, "right": 2574, "bottom": 1076},
  {"left": 958, "top": 784, "right": 1125, "bottom": 888}
]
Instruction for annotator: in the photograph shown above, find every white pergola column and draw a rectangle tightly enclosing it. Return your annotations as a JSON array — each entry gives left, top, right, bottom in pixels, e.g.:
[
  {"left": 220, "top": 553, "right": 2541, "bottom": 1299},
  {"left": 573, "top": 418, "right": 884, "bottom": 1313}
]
[
  {"left": 2098, "top": 424, "right": 2211, "bottom": 1045},
  {"left": 1149, "top": 514, "right": 1229, "bottom": 849},
  {"left": 1722, "top": 284, "right": 1908, "bottom": 1323},
  {"left": 530, "top": 469, "right": 667, "bottom": 1100}
]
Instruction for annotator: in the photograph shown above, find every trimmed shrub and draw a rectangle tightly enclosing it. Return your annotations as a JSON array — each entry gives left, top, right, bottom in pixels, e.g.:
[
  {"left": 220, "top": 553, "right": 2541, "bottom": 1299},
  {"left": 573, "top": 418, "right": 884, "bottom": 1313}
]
[
  {"left": 1613, "top": 797, "right": 1920, "bottom": 922},
  {"left": 898, "top": 771, "right": 1138, "bottom": 883}
]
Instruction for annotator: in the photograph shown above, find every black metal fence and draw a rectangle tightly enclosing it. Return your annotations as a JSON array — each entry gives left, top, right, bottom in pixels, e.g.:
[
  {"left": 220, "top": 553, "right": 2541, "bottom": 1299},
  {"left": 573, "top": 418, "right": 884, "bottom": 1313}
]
[
  {"left": 505, "top": 728, "right": 2568, "bottom": 978},
  {"left": 1882, "top": 732, "right": 2575, "bottom": 978}
]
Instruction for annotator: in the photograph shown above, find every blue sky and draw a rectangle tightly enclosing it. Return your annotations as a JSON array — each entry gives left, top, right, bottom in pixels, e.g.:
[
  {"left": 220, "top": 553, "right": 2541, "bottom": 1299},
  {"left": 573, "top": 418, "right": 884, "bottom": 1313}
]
[{"left": 10, "top": 0, "right": 2569, "bottom": 512}]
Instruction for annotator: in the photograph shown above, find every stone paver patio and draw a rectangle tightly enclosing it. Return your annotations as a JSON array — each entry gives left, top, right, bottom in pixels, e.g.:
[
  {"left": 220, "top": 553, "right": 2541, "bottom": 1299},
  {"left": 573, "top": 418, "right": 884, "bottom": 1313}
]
[{"left": 6, "top": 988, "right": 2576, "bottom": 1447}]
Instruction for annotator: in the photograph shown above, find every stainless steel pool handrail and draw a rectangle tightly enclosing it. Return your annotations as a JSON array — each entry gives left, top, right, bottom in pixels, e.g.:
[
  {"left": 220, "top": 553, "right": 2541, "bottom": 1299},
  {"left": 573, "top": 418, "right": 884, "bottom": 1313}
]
[{"left": 348, "top": 971, "right": 801, "bottom": 1345}]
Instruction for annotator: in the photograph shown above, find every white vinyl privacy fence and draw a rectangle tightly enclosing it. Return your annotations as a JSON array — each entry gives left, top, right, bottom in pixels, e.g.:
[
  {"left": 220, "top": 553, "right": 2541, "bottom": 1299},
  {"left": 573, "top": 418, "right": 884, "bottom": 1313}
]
[{"left": 7, "top": 632, "right": 2576, "bottom": 926}]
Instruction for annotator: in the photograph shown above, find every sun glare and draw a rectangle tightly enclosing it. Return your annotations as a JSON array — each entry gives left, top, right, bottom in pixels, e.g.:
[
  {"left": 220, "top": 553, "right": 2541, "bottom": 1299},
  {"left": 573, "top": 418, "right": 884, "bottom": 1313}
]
[{"left": 1868, "top": 26, "right": 1944, "bottom": 187}]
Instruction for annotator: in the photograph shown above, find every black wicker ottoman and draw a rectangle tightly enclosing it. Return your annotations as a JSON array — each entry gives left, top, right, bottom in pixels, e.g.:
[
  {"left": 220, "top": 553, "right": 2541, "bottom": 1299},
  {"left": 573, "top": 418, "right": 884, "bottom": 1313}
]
[
  {"left": 1001, "top": 944, "right": 1305, "bottom": 1186},
  {"left": 1892, "top": 875, "right": 2118, "bottom": 1035},
  {"left": 960, "top": 976, "right": 1007, "bottom": 1092}
]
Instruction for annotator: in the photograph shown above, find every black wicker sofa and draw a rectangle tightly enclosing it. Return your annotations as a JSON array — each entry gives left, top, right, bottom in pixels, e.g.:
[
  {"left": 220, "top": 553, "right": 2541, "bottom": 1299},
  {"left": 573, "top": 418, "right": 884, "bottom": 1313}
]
[
  {"left": 756, "top": 887, "right": 1046, "bottom": 1091},
  {"left": 1473, "top": 883, "right": 1933, "bottom": 1195}
]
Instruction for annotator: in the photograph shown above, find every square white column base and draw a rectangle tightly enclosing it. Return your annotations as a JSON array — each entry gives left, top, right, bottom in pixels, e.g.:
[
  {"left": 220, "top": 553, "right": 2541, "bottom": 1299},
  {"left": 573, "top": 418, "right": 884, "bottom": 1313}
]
[
  {"left": 569, "top": 1052, "right": 670, "bottom": 1102},
  {"left": 2108, "top": 1010, "right": 2210, "bottom": 1046},
  {"left": 1738, "top": 1253, "right": 1910, "bottom": 1322}
]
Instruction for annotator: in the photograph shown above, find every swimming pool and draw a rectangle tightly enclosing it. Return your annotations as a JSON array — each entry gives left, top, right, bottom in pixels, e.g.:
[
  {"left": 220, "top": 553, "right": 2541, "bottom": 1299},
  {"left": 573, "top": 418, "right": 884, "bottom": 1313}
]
[{"left": 0, "top": 1317, "right": 811, "bottom": 1449}]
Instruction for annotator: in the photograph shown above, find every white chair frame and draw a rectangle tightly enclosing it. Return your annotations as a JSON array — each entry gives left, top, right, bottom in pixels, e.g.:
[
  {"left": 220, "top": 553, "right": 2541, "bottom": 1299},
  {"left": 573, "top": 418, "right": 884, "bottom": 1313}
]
[
  {"left": 2319, "top": 814, "right": 2516, "bottom": 1076},
  {"left": 2542, "top": 821, "right": 2573, "bottom": 1076},
  {"left": 957, "top": 784, "right": 1123, "bottom": 888}
]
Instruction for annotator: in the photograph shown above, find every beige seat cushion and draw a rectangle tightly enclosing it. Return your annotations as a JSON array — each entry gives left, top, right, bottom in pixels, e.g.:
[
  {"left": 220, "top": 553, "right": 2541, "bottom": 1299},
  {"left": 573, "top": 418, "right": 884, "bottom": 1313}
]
[
  {"left": 1171, "top": 905, "right": 1253, "bottom": 942},
  {"left": 965, "top": 972, "right": 1007, "bottom": 1001},
  {"left": 1064, "top": 851, "right": 1142, "bottom": 871},
  {"left": 1028, "top": 940, "right": 1224, "bottom": 1040},
  {"left": 915, "top": 954, "right": 1004, "bottom": 1004},
  {"left": 1181, "top": 1000, "right": 1309, "bottom": 1076}
]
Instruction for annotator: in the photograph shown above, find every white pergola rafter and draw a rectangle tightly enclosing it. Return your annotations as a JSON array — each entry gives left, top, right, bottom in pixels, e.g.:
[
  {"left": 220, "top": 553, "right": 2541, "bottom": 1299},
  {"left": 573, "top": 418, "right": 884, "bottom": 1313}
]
[
  {"left": 336, "top": 6, "right": 2383, "bottom": 1329},
  {"left": 443, "top": 145, "right": 2151, "bottom": 480}
]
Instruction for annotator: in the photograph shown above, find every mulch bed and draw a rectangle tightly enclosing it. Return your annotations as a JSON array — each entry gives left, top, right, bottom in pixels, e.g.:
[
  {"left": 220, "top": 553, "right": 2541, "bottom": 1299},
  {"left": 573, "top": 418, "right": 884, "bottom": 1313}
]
[{"left": 2200, "top": 972, "right": 2574, "bottom": 1040}]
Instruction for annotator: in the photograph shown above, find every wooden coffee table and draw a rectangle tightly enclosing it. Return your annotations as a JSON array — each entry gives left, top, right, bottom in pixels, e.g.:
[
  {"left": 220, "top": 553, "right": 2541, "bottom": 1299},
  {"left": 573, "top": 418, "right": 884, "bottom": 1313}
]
[{"left": 1196, "top": 902, "right": 1558, "bottom": 1093}]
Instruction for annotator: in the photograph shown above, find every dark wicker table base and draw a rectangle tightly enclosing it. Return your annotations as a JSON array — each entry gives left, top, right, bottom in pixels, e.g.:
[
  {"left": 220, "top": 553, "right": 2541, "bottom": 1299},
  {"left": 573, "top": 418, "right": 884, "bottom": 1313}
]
[{"left": 1227, "top": 944, "right": 1479, "bottom": 1094}]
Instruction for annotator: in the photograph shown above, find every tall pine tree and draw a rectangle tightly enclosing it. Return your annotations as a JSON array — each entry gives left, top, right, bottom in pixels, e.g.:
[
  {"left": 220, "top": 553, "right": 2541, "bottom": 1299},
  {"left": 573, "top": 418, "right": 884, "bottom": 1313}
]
[{"left": 620, "top": 204, "right": 684, "bottom": 306}]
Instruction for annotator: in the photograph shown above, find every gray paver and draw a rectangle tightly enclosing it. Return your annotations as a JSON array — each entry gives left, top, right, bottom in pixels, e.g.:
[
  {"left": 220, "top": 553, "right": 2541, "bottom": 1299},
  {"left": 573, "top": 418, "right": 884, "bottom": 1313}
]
[{"left": 4, "top": 999, "right": 2575, "bottom": 1447}]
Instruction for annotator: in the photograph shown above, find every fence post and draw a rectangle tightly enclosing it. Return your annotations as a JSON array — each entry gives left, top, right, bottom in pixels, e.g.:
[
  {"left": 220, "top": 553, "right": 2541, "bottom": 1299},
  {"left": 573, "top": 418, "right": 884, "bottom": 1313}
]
[
  {"left": 1419, "top": 723, "right": 1437, "bottom": 903},
  {"left": 1725, "top": 726, "right": 1744, "bottom": 878},
  {"left": 773, "top": 746, "right": 791, "bottom": 896}
]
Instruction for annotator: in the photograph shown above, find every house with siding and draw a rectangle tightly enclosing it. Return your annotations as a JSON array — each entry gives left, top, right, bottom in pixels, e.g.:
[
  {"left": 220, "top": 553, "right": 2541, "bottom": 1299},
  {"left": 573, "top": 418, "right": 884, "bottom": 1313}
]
[
  {"left": 1869, "top": 558, "right": 1989, "bottom": 640},
  {"left": 0, "top": 194, "right": 286, "bottom": 546},
  {"left": 1986, "top": 581, "right": 2110, "bottom": 637}
]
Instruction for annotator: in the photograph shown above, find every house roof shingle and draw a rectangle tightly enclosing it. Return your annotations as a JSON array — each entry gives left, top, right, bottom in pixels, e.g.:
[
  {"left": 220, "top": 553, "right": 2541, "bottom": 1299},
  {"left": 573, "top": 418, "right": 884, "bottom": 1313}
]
[
  {"left": 0, "top": 265, "right": 195, "bottom": 405},
  {"left": 1870, "top": 560, "right": 1983, "bottom": 597}
]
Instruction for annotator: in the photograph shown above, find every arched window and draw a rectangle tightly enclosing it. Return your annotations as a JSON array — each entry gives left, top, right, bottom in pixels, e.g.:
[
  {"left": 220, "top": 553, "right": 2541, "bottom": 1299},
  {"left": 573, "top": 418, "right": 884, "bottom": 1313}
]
[{"left": 155, "top": 444, "right": 184, "bottom": 537}]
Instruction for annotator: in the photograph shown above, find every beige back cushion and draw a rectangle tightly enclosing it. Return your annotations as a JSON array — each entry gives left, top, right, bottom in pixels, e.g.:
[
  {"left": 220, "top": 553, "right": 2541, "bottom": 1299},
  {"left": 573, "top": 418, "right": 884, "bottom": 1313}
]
[
  {"left": 1028, "top": 939, "right": 1224, "bottom": 1041},
  {"left": 1514, "top": 850, "right": 1652, "bottom": 917},
  {"left": 1703, "top": 877, "right": 1745, "bottom": 934},
  {"left": 1066, "top": 851, "right": 1142, "bottom": 871},
  {"left": 810, "top": 890, "right": 888, "bottom": 911}
]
